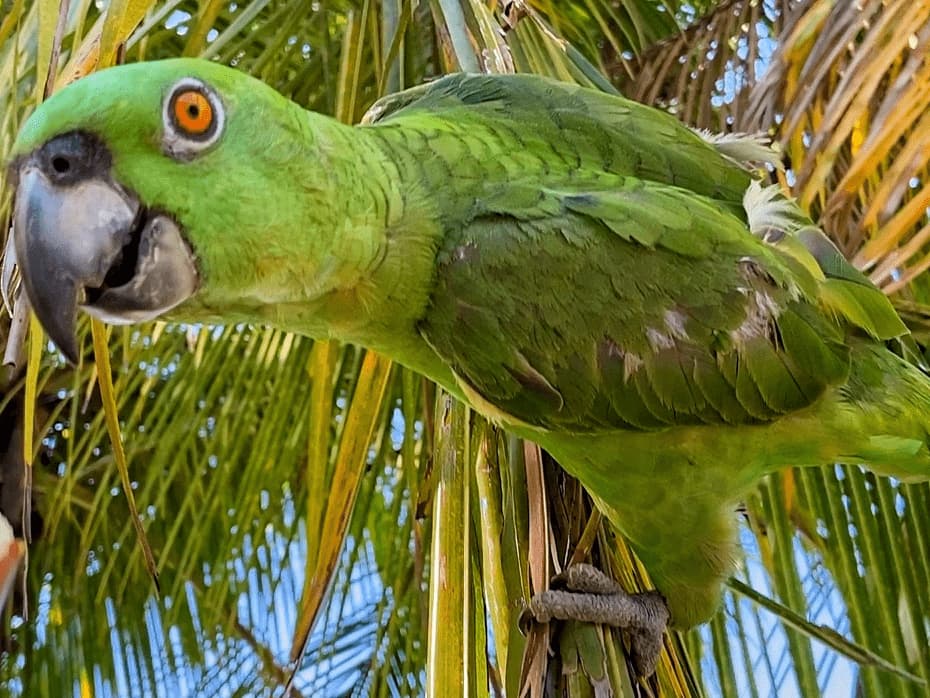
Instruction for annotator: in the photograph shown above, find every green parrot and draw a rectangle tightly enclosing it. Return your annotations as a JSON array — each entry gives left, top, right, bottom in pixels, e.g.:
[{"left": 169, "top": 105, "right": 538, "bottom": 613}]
[{"left": 7, "top": 58, "right": 930, "bottom": 675}]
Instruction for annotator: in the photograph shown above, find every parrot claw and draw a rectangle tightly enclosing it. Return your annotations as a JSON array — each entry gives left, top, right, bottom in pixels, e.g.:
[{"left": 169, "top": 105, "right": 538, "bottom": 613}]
[{"left": 521, "top": 563, "right": 669, "bottom": 677}]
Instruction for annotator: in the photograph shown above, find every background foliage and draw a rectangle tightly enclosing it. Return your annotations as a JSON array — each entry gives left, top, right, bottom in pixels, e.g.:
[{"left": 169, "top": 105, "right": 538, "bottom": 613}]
[{"left": 2, "top": 0, "right": 930, "bottom": 696}]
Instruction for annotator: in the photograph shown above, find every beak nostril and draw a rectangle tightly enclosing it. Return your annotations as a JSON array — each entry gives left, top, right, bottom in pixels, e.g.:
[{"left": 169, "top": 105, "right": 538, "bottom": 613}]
[
  {"left": 38, "top": 132, "right": 111, "bottom": 183},
  {"left": 51, "top": 156, "right": 71, "bottom": 174}
]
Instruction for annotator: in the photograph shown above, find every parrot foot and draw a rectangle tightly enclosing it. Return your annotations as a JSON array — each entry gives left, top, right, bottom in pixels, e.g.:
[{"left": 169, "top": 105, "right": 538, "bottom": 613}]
[{"left": 522, "top": 563, "right": 669, "bottom": 677}]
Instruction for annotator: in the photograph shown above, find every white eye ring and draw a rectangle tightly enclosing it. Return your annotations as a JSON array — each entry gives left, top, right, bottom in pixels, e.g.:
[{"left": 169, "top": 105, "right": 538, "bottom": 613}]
[{"left": 162, "top": 78, "right": 225, "bottom": 160}]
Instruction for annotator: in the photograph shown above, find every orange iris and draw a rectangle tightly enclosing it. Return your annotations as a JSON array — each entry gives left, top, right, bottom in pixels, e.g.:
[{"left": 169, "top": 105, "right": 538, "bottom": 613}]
[{"left": 172, "top": 90, "right": 213, "bottom": 136}]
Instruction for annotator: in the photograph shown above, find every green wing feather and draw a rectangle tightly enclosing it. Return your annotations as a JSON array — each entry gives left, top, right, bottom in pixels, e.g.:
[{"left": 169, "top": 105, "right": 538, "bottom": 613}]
[
  {"left": 419, "top": 181, "right": 857, "bottom": 432},
  {"left": 370, "top": 74, "right": 908, "bottom": 433},
  {"left": 794, "top": 227, "right": 906, "bottom": 338}
]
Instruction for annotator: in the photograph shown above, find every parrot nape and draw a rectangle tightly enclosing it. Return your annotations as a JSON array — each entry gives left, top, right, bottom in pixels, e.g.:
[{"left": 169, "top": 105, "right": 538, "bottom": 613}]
[{"left": 7, "top": 58, "right": 930, "bottom": 676}]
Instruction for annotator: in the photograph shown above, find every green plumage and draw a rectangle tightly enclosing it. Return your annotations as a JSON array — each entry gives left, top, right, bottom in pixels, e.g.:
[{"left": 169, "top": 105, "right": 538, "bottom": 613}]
[
  {"left": 369, "top": 74, "right": 893, "bottom": 436},
  {"left": 11, "top": 60, "right": 930, "bottom": 629}
]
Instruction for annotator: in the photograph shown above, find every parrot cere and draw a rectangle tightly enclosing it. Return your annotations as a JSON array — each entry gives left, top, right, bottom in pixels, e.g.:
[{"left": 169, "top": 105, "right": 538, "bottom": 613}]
[{"left": 8, "top": 58, "right": 930, "bottom": 675}]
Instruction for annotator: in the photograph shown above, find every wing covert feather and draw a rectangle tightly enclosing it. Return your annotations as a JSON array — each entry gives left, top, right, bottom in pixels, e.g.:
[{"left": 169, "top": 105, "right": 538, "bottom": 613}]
[{"left": 419, "top": 183, "right": 853, "bottom": 433}]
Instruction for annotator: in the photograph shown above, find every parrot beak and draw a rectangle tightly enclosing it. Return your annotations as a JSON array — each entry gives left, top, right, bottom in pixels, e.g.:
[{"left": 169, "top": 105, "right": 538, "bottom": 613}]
[{"left": 10, "top": 133, "right": 198, "bottom": 363}]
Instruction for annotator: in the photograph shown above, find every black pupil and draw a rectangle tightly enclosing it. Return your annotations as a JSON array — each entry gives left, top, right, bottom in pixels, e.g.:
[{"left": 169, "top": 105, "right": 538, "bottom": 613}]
[
  {"left": 187, "top": 103, "right": 200, "bottom": 118},
  {"left": 51, "top": 156, "right": 70, "bottom": 173}
]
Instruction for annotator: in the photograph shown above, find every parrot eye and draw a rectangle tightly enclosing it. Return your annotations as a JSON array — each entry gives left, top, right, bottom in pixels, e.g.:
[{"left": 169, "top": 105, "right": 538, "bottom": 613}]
[
  {"left": 163, "top": 78, "right": 224, "bottom": 160},
  {"left": 173, "top": 91, "right": 213, "bottom": 135}
]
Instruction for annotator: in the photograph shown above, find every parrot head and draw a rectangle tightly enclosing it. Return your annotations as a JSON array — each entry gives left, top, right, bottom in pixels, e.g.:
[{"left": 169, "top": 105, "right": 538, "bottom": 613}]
[{"left": 5, "top": 59, "right": 333, "bottom": 362}]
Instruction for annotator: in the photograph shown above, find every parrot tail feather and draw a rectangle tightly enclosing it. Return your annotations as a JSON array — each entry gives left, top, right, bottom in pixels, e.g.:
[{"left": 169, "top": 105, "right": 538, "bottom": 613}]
[{"left": 833, "top": 341, "right": 930, "bottom": 482}]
